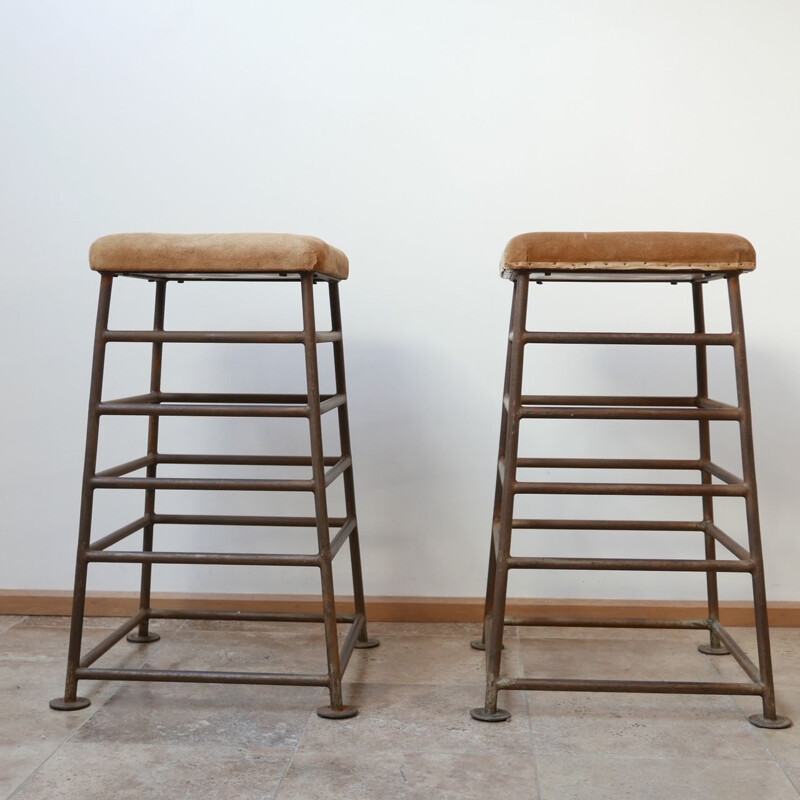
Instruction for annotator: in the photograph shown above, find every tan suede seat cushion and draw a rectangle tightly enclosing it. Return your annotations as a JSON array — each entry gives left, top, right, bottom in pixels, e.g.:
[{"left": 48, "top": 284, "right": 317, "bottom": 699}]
[
  {"left": 90, "top": 233, "right": 349, "bottom": 280},
  {"left": 502, "top": 232, "right": 755, "bottom": 273}
]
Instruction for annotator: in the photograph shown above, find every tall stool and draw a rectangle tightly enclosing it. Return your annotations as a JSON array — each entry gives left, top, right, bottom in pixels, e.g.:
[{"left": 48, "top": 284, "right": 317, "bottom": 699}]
[
  {"left": 470, "top": 232, "right": 790, "bottom": 729},
  {"left": 51, "top": 233, "right": 378, "bottom": 719}
]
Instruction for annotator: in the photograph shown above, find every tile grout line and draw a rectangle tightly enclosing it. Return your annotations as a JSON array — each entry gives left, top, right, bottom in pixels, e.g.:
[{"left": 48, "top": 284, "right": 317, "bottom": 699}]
[{"left": 270, "top": 687, "right": 324, "bottom": 799}]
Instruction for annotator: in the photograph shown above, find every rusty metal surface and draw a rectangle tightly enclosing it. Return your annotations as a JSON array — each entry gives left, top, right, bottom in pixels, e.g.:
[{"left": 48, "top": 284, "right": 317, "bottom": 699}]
[{"left": 51, "top": 270, "right": 377, "bottom": 718}]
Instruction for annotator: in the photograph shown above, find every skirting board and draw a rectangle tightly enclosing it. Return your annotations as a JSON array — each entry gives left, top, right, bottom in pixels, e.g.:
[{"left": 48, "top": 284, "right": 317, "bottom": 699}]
[{"left": 1, "top": 591, "right": 799, "bottom": 626}]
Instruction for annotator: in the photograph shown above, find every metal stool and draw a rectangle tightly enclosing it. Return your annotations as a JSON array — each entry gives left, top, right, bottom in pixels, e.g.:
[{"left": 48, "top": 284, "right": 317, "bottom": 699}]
[
  {"left": 51, "top": 232, "right": 378, "bottom": 719},
  {"left": 470, "top": 231, "right": 791, "bottom": 729}
]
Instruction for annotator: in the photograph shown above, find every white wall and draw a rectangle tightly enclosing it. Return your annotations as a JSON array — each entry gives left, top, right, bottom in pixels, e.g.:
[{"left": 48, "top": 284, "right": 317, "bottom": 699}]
[{"left": 1, "top": 0, "right": 799, "bottom": 602}]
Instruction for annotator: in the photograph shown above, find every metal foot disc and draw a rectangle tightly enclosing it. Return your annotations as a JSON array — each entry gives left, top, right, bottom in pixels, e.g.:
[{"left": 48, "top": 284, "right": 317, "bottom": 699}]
[
  {"left": 470, "top": 640, "right": 505, "bottom": 652},
  {"left": 698, "top": 643, "right": 730, "bottom": 656},
  {"left": 748, "top": 714, "right": 792, "bottom": 729},
  {"left": 470, "top": 707, "right": 511, "bottom": 723},
  {"left": 354, "top": 638, "right": 380, "bottom": 649},
  {"left": 316, "top": 705, "right": 359, "bottom": 720},
  {"left": 50, "top": 697, "right": 91, "bottom": 711},
  {"left": 126, "top": 632, "right": 161, "bottom": 644}
]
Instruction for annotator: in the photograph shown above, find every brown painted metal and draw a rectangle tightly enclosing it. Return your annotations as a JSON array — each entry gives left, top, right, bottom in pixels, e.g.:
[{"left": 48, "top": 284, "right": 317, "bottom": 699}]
[
  {"left": 471, "top": 269, "right": 791, "bottom": 729},
  {"left": 51, "top": 270, "right": 377, "bottom": 718}
]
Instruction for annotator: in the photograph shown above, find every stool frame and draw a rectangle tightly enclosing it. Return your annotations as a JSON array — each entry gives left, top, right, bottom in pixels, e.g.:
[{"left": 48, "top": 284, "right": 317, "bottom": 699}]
[
  {"left": 471, "top": 268, "right": 791, "bottom": 729},
  {"left": 51, "top": 271, "right": 378, "bottom": 719}
]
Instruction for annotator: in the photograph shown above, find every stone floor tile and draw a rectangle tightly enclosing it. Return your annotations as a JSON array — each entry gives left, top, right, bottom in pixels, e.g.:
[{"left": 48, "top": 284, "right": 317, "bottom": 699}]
[
  {"left": 298, "top": 682, "right": 531, "bottom": 755},
  {"left": 367, "top": 621, "right": 482, "bottom": 639},
  {"left": 0, "top": 616, "right": 23, "bottom": 634},
  {"left": 274, "top": 751, "right": 539, "bottom": 800},
  {"left": 526, "top": 690, "right": 773, "bottom": 760},
  {"left": 10, "top": 743, "right": 290, "bottom": 800},
  {"left": 708, "top": 627, "right": 800, "bottom": 691},
  {"left": 515, "top": 624, "right": 700, "bottom": 643},
  {"left": 536, "top": 755, "right": 799, "bottom": 800},
  {"left": 69, "top": 681, "right": 320, "bottom": 749},
  {"left": 342, "top": 634, "right": 521, "bottom": 686},
  {"left": 519, "top": 636, "right": 721, "bottom": 683}
]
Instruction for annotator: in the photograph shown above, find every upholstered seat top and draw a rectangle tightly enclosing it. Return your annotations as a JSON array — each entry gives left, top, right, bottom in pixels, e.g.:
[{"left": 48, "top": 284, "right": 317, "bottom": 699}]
[
  {"left": 502, "top": 232, "right": 755, "bottom": 274},
  {"left": 90, "top": 233, "right": 349, "bottom": 280}
]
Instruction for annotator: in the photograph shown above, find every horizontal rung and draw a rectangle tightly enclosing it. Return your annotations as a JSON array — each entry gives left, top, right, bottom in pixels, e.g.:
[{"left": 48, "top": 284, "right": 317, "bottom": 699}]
[
  {"left": 85, "top": 550, "right": 321, "bottom": 567},
  {"left": 521, "top": 395, "right": 737, "bottom": 409},
  {"left": 75, "top": 667, "right": 329, "bottom": 688},
  {"left": 99, "top": 402, "right": 309, "bottom": 418},
  {"left": 506, "top": 555, "right": 753, "bottom": 572},
  {"left": 517, "top": 404, "right": 740, "bottom": 421},
  {"left": 91, "top": 476, "right": 314, "bottom": 492},
  {"left": 505, "top": 616, "right": 711, "bottom": 629},
  {"left": 704, "top": 461, "right": 744, "bottom": 485},
  {"left": 517, "top": 458, "right": 701, "bottom": 471},
  {"left": 496, "top": 677, "right": 762, "bottom": 696},
  {"left": 147, "top": 609, "right": 355, "bottom": 624},
  {"left": 95, "top": 455, "right": 155, "bottom": 478},
  {"left": 513, "top": 482, "right": 747, "bottom": 496},
  {"left": 156, "top": 454, "right": 339, "bottom": 467},
  {"left": 520, "top": 332, "right": 735, "bottom": 346},
  {"left": 511, "top": 519, "right": 703, "bottom": 531},
  {"left": 152, "top": 514, "right": 346, "bottom": 528},
  {"left": 104, "top": 330, "right": 341, "bottom": 344}
]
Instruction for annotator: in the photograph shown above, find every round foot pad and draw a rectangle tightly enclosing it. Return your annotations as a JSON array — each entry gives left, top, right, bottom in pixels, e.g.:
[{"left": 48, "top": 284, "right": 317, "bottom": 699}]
[
  {"left": 316, "top": 705, "right": 359, "bottom": 720},
  {"left": 698, "top": 643, "right": 730, "bottom": 656},
  {"left": 50, "top": 697, "right": 91, "bottom": 711},
  {"left": 470, "top": 640, "right": 486, "bottom": 651},
  {"left": 355, "top": 638, "right": 380, "bottom": 649},
  {"left": 126, "top": 632, "right": 161, "bottom": 644},
  {"left": 470, "top": 707, "right": 511, "bottom": 723},
  {"left": 748, "top": 714, "right": 792, "bottom": 730}
]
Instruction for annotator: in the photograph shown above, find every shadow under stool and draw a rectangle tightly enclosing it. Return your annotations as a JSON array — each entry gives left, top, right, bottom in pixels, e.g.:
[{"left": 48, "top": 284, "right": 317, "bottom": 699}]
[
  {"left": 50, "top": 232, "right": 378, "bottom": 719},
  {"left": 470, "top": 231, "right": 791, "bottom": 729}
]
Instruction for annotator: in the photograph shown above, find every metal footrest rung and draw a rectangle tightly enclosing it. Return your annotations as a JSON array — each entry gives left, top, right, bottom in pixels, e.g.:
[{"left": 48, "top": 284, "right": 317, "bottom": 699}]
[
  {"left": 103, "top": 329, "right": 341, "bottom": 344},
  {"left": 520, "top": 331, "right": 735, "bottom": 346},
  {"left": 90, "top": 455, "right": 351, "bottom": 492},
  {"left": 75, "top": 667, "right": 330, "bottom": 687},
  {"left": 496, "top": 677, "right": 762, "bottom": 696},
  {"left": 511, "top": 519, "right": 703, "bottom": 531},
  {"left": 505, "top": 616, "right": 711, "bottom": 630},
  {"left": 85, "top": 550, "right": 322, "bottom": 567},
  {"left": 513, "top": 481, "right": 747, "bottom": 497},
  {"left": 506, "top": 555, "right": 753, "bottom": 572},
  {"left": 517, "top": 405, "right": 740, "bottom": 421}
]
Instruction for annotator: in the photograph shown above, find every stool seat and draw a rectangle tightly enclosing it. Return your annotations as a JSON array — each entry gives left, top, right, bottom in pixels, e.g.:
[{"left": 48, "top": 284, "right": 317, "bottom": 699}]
[
  {"left": 89, "top": 233, "right": 349, "bottom": 280},
  {"left": 502, "top": 232, "right": 755, "bottom": 276}
]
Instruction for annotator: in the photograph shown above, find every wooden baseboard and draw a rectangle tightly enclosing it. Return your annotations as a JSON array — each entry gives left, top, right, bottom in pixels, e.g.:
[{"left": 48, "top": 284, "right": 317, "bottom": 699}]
[{"left": 1, "top": 590, "right": 799, "bottom": 626}]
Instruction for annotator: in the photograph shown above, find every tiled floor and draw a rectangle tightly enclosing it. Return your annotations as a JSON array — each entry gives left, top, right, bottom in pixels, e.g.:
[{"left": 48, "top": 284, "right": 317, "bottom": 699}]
[{"left": 2, "top": 614, "right": 799, "bottom": 799}]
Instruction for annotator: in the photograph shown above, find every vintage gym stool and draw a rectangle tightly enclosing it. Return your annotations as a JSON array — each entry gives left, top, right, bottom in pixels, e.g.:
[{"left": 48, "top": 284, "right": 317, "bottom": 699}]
[
  {"left": 51, "top": 233, "right": 378, "bottom": 719},
  {"left": 470, "top": 231, "right": 791, "bottom": 729}
]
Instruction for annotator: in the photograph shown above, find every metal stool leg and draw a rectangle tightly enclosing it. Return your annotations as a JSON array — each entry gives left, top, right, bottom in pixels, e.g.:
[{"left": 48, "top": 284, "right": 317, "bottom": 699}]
[
  {"left": 50, "top": 274, "right": 114, "bottom": 711},
  {"left": 127, "top": 279, "right": 167, "bottom": 644},
  {"left": 692, "top": 281, "right": 730, "bottom": 657},
  {"left": 472, "top": 284, "right": 518, "bottom": 652},
  {"left": 471, "top": 274, "right": 529, "bottom": 722},
  {"left": 328, "top": 282, "right": 379, "bottom": 651},
  {"left": 727, "top": 276, "right": 791, "bottom": 729},
  {"left": 301, "top": 276, "right": 357, "bottom": 719}
]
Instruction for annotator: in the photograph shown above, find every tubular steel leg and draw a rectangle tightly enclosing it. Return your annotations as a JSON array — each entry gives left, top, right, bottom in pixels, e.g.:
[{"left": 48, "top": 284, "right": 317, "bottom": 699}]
[
  {"left": 328, "top": 282, "right": 378, "bottom": 651},
  {"left": 692, "top": 281, "right": 729, "bottom": 656},
  {"left": 472, "top": 283, "right": 517, "bottom": 652},
  {"left": 471, "top": 273, "right": 529, "bottom": 723},
  {"left": 727, "top": 275, "right": 791, "bottom": 729},
  {"left": 127, "top": 280, "right": 166, "bottom": 644},
  {"left": 302, "top": 276, "right": 356, "bottom": 720},
  {"left": 51, "top": 274, "right": 114, "bottom": 711}
]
